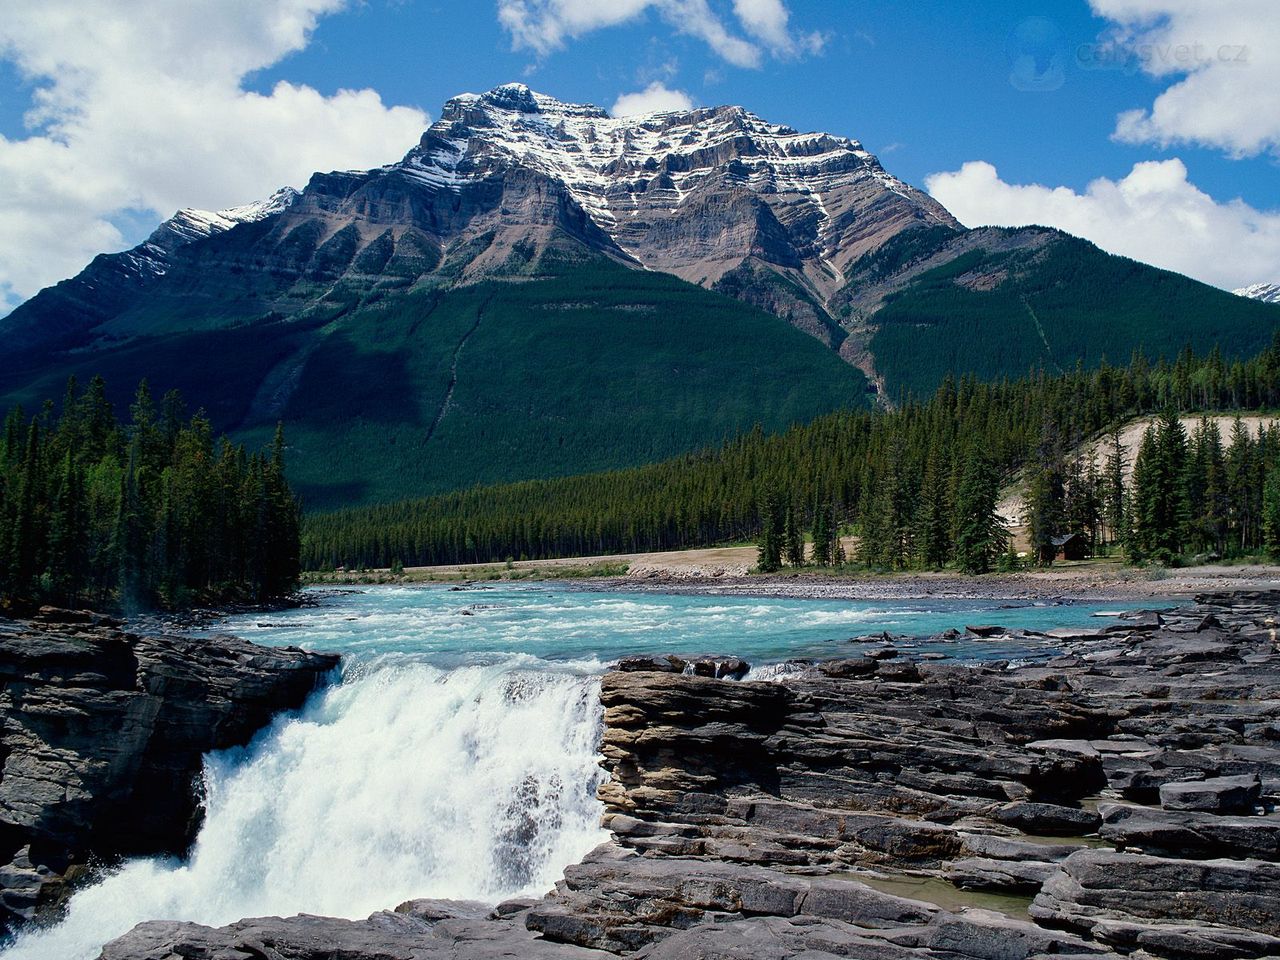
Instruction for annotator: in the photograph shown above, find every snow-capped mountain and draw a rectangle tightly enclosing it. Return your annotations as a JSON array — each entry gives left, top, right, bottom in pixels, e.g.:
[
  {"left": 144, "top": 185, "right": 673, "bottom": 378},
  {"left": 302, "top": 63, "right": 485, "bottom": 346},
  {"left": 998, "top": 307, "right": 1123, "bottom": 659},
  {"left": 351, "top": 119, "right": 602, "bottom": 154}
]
[
  {"left": 5, "top": 83, "right": 1275, "bottom": 415},
  {"left": 1234, "top": 282, "right": 1280, "bottom": 304},
  {"left": 121, "top": 187, "right": 302, "bottom": 280},
  {"left": 6, "top": 84, "right": 961, "bottom": 356},
  {"left": 397, "top": 83, "right": 956, "bottom": 301}
]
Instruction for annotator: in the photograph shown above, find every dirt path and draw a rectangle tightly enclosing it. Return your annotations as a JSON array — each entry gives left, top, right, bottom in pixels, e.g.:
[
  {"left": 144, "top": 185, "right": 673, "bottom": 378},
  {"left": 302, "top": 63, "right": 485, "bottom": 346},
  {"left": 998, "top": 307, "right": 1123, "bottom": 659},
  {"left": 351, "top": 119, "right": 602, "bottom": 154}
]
[{"left": 316, "top": 544, "right": 1280, "bottom": 602}]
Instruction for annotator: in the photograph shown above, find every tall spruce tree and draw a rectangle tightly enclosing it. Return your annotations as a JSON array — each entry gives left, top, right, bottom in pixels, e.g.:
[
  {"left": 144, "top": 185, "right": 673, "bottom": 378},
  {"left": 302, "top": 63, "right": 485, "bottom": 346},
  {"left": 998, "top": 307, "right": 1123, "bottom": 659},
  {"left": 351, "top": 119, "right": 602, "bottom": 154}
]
[
  {"left": 1025, "top": 419, "right": 1066, "bottom": 565},
  {"left": 915, "top": 446, "right": 951, "bottom": 569},
  {"left": 810, "top": 492, "right": 833, "bottom": 567},
  {"left": 783, "top": 502, "right": 805, "bottom": 568},
  {"left": 1131, "top": 410, "right": 1191, "bottom": 560},
  {"left": 1263, "top": 465, "right": 1280, "bottom": 560},
  {"left": 1101, "top": 426, "right": 1126, "bottom": 548},
  {"left": 757, "top": 489, "right": 784, "bottom": 573},
  {"left": 953, "top": 447, "right": 1005, "bottom": 575}
]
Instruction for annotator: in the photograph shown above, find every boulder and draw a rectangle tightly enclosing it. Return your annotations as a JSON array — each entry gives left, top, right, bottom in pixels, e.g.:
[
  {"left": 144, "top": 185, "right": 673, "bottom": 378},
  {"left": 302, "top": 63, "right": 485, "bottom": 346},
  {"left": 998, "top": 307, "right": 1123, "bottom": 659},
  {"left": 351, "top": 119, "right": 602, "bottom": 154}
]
[
  {"left": 993, "top": 802, "right": 1101, "bottom": 835},
  {"left": 1160, "top": 775, "right": 1262, "bottom": 814},
  {"left": 100, "top": 907, "right": 602, "bottom": 960},
  {"left": 1098, "top": 802, "right": 1280, "bottom": 860},
  {"left": 1031, "top": 848, "right": 1280, "bottom": 941}
]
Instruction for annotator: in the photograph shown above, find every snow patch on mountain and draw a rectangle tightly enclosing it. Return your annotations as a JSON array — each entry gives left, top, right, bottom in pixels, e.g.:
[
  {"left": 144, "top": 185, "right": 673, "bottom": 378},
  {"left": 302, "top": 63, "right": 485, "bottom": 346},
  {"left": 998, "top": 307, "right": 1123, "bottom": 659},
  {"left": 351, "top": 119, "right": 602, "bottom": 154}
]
[
  {"left": 127, "top": 187, "right": 301, "bottom": 279},
  {"left": 1234, "top": 282, "right": 1280, "bottom": 304},
  {"left": 395, "top": 83, "right": 955, "bottom": 284}
]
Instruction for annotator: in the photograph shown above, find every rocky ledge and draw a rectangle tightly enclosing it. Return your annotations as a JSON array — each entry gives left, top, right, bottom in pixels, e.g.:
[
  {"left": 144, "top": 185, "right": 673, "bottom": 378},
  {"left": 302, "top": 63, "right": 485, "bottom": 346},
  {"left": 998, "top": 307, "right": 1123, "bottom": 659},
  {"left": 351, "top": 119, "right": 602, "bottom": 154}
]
[
  {"left": 101, "top": 592, "right": 1280, "bottom": 960},
  {"left": 0, "top": 607, "right": 338, "bottom": 933}
]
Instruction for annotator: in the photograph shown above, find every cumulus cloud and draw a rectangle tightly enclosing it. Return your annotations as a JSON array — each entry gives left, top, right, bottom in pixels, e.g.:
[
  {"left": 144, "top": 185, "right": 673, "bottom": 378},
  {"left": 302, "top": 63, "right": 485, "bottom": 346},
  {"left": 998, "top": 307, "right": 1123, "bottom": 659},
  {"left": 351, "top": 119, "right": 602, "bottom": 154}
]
[
  {"left": 611, "top": 82, "right": 695, "bottom": 116},
  {"left": 1088, "top": 0, "right": 1280, "bottom": 157},
  {"left": 925, "top": 159, "right": 1280, "bottom": 291},
  {"left": 731, "top": 0, "right": 825, "bottom": 57},
  {"left": 497, "top": 0, "right": 820, "bottom": 68},
  {"left": 0, "top": 0, "right": 428, "bottom": 311}
]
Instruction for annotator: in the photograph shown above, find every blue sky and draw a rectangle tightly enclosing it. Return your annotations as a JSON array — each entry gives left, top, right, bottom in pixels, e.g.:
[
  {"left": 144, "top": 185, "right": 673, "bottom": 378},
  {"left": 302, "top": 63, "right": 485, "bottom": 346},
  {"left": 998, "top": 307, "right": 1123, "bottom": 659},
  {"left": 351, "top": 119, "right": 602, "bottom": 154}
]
[
  {"left": 1, "top": 0, "right": 1277, "bottom": 310},
  {"left": 240, "top": 0, "right": 1275, "bottom": 207}
]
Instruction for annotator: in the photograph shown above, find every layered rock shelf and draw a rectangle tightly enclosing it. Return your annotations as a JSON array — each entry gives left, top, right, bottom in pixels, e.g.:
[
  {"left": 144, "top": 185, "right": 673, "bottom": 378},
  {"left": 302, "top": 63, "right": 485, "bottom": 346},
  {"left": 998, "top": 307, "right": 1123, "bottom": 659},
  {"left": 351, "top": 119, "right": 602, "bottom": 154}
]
[
  {"left": 83, "top": 593, "right": 1280, "bottom": 958},
  {"left": 0, "top": 608, "right": 339, "bottom": 933}
]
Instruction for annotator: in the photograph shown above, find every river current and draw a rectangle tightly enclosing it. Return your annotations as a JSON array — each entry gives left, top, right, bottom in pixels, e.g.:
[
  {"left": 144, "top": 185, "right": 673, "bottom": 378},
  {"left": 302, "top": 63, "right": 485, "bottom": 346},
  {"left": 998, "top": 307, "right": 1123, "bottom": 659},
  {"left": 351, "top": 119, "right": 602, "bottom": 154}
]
[{"left": 2, "top": 583, "right": 1147, "bottom": 959}]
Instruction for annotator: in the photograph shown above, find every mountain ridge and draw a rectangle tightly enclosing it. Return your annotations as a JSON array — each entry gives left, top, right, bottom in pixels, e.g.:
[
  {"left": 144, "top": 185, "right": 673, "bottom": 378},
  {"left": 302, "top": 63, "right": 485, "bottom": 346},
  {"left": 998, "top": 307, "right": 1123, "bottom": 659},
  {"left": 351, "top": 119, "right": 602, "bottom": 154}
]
[
  {"left": 2, "top": 84, "right": 1276, "bottom": 507},
  {"left": 1236, "top": 282, "right": 1280, "bottom": 305}
]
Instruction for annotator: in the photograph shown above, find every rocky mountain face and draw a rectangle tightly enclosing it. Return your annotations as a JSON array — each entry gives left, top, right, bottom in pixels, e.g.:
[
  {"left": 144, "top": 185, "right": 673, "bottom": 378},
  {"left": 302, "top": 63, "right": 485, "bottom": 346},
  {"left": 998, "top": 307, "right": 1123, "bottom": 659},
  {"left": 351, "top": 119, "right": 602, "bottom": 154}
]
[
  {"left": 3, "top": 83, "right": 958, "bottom": 357},
  {"left": 2, "top": 85, "right": 1276, "bottom": 506},
  {"left": 1236, "top": 282, "right": 1280, "bottom": 305}
]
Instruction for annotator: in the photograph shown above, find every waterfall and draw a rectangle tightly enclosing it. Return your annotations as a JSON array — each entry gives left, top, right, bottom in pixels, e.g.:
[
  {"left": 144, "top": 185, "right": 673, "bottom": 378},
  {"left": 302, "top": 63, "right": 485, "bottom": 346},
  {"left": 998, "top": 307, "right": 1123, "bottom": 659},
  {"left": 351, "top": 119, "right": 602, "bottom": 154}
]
[{"left": 3, "top": 658, "right": 607, "bottom": 960}]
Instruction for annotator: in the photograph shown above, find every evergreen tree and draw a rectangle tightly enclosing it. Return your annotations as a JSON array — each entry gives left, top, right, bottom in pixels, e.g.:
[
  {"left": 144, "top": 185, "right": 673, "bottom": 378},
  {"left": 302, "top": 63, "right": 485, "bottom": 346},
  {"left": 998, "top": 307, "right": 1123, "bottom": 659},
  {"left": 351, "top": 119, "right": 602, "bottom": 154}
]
[
  {"left": 810, "top": 493, "right": 833, "bottom": 567},
  {"left": 1187, "top": 419, "right": 1227, "bottom": 554},
  {"left": 1226, "top": 418, "right": 1258, "bottom": 552},
  {"left": 1264, "top": 465, "right": 1280, "bottom": 560},
  {"left": 1131, "top": 410, "right": 1191, "bottom": 561},
  {"left": 953, "top": 447, "right": 1005, "bottom": 575},
  {"left": 1026, "top": 421, "right": 1066, "bottom": 565},
  {"left": 783, "top": 502, "right": 805, "bottom": 568},
  {"left": 914, "top": 447, "right": 951, "bottom": 569},
  {"left": 757, "top": 489, "right": 784, "bottom": 573},
  {"left": 0, "top": 378, "right": 302, "bottom": 611},
  {"left": 1101, "top": 426, "right": 1126, "bottom": 548}
]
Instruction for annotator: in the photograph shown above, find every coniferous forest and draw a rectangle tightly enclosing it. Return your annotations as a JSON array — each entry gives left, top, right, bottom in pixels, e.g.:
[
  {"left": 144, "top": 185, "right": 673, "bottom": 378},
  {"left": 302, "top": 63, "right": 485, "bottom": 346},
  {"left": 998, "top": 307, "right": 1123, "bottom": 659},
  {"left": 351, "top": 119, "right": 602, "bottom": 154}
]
[
  {"left": 0, "top": 376, "right": 301, "bottom": 611},
  {"left": 304, "top": 341, "right": 1280, "bottom": 573}
]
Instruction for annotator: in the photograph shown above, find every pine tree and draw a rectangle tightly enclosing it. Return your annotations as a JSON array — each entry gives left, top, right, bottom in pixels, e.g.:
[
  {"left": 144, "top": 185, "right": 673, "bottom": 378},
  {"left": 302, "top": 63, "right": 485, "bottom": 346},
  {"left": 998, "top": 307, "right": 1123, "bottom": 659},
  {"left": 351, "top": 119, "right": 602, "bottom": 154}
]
[
  {"left": 47, "top": 451, "right": 87, "bottom": 605},
  {"left": 757, "top": 489, "right": 784, "bottom": 573},
  {"left": 1, "top": 378, "right": 303, "bottom": 611},
  {"left": 1226, "top": 418, "right": 1257, "bottom": 552},
  {"left": 783, "top": 501, "right": 805, "bottom": 567},
  {"left": 810, "top": 493, "right": 832, "bottom": 567},
  {"left": 1264, "top": 465, "right": 1280, "bottom": 560},
  {"left": 915, "top": 447, "right": 951, "bottom": 569},
  {"left": 953, "top": 447, "right": 1005, "bottom": 575},
  {"left": 1132, "top": 410, "right": 1191, "bottom": 561},
  {"left": 1026, "top": 468, "right": 1064, "bottom": 566}
]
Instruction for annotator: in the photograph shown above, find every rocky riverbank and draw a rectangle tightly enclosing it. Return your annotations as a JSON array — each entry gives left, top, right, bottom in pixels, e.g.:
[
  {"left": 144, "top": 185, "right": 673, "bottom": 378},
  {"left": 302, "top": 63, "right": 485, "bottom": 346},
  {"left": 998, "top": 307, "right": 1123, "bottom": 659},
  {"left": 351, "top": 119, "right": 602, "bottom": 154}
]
[
  {"left": 0, "top": 607, "right": 339, "bottom": 934},
  {"left": 97, "top": 591, "right": 1280, "bottom": 960}
]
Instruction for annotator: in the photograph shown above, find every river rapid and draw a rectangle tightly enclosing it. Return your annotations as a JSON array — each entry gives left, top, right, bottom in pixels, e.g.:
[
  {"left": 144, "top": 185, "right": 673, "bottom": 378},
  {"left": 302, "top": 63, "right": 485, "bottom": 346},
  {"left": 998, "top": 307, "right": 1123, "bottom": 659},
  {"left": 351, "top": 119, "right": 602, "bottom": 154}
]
[{"left": 2, "top": 583, "right": 1149, "bottom": 959}]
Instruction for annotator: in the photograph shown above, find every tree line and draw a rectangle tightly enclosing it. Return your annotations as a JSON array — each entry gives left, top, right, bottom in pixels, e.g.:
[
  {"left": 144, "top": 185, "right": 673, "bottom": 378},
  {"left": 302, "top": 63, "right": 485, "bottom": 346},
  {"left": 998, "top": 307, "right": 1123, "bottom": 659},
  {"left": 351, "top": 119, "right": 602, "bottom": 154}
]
[
  {"left": 303, "top": 338, "right": 1280, "bottom": 573},
  {"left": 1, "top": 377, "right": 301, "bottom": 611}
]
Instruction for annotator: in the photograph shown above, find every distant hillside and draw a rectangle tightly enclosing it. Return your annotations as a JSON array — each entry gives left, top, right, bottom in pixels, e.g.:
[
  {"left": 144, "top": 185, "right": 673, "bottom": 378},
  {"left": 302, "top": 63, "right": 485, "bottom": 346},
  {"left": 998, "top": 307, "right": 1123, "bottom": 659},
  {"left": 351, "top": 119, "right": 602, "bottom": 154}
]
[
  {"left": 840, "top": 226, "right": 1280, "bottom": 399},
  {"left": 302, "top": 341, "right": 1280, "bottom": 571},
  {"left": 1, "top": 259, "right": 868, "bottom": 509}
]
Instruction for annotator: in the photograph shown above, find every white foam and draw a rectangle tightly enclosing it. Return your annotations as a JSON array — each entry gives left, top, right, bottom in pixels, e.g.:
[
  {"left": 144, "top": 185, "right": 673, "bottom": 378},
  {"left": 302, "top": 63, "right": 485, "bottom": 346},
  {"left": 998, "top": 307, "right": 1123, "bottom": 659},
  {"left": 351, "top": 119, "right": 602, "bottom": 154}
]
[{"left": 3, "top": 660, "right": 606, "bottom": 960}]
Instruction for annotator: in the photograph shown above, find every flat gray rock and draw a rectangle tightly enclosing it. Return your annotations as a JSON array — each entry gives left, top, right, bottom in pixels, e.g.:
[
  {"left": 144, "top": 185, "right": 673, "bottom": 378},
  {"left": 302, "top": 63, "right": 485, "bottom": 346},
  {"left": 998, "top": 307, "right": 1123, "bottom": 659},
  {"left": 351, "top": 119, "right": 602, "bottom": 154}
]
[{"left": 1159, "top": 774, "right": 1262, "bottom": 813}]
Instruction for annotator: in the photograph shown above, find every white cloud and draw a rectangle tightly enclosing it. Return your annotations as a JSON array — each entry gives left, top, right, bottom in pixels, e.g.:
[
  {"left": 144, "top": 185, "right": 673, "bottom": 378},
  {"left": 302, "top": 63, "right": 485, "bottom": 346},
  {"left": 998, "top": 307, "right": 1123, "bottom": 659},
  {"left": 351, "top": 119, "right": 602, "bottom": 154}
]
[
  {"left": 925, "top": 159, "right": 1280, "bottom": 291},
  {"left": 0, "top": 0, "right": 428, "bottom": 310},
  {"left": 1088, "top": 0, "right": 1280, "bottom": 157},
  {"left": 731, "top": 0, "right": 824, "bottom": 57},
  {"left": 497, "top": 0, "right": 821, "bottom": 69},
  {"left": 611, "top": 82, "right": 695, "bottom": 117}
]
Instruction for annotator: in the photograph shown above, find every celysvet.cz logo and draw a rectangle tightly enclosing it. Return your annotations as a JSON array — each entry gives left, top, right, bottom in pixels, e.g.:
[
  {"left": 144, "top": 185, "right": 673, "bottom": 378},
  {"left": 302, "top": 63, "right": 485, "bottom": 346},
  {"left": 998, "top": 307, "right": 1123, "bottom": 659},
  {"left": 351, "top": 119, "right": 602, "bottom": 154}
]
[
  {"left": 1006, "top": 17, "right": 1249, "bottom": 91},
  {"left": 1006, "top": 17, "right": 1068, "bottom": 91},
  {"left": 1077, "top": 38, "right": 1249, "bottom": 73}
]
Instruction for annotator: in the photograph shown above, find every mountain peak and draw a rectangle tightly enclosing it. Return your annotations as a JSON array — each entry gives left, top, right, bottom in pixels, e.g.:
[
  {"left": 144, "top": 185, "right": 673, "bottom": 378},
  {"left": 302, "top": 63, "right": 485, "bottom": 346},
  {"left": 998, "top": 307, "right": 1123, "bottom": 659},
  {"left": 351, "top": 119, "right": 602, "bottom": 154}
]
[
  {"left": 1234, "top": 281, "right": 1280, "bottom": 304},
  {"left": 400, "top": 84, "right": 956, "bottom": 307},
  {"left": 443, "top": 83, "right": 610, "bottom": 124}
]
